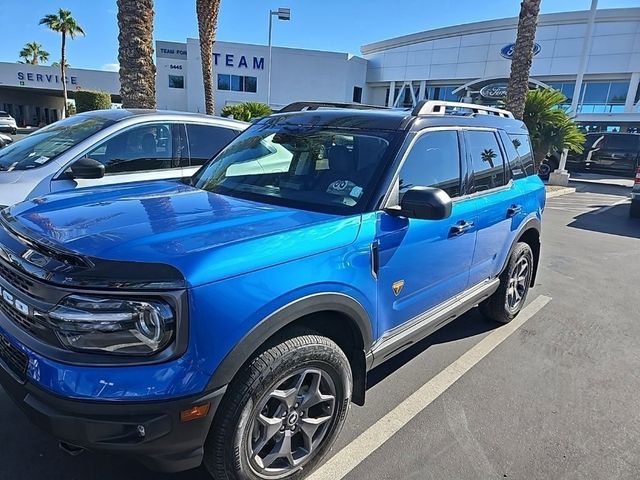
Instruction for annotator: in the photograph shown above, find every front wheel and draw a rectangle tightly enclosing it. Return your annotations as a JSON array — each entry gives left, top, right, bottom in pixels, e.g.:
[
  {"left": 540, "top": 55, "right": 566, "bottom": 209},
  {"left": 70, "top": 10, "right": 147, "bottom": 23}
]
[
  {"left": 204, "top": 331, "right": 352, "bottom": 480},
  {"left": 480, "top": 242, "right": 534, "bottom": 324}
]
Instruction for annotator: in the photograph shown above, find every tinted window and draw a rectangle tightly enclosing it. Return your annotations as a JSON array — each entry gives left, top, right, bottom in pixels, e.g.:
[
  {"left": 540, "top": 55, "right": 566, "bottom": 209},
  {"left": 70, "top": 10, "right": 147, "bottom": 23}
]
[
  {"left": 193, "top": 125, "right": 397, "bottom": 214},
  {"left": 606, "top": 134, "right": 639, "bottom": 151},
  {"left": 186, "top": 124, "right": 238, "bottom": 166},
  {"left": 0, "top": 115, "right": 115, "bottom": 171},
  {"left": 467, "top": 130, "right": 506, "bottom": 192},
  {"left": 499, "top": 131, "right": 525, "bottom": 180},
  {"left": 85, "top": 123, "right": 177, "bottom": 174},
  {"left": 399, "top": 130, "right": 461, "bottom": 198},
  {"left": 508, "top": 134, "right": 534, "bottom": 176}
]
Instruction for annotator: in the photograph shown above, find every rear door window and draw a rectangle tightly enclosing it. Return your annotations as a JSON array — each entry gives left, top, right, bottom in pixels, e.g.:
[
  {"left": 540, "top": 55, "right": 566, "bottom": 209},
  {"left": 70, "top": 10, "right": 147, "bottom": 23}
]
[
  {"left": 466, "top": 130, "right": 506, "bottom": 192},
  {"left": 185, "top": 124, "right": 239, "bottom": 166},
  {"left": 507, "top": 133, "right": 535, "bottom": 176}
]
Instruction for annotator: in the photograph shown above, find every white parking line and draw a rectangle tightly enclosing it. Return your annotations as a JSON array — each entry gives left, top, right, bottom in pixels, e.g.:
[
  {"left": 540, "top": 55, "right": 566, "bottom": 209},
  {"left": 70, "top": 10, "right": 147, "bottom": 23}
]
[
  {"left": 307, "top": 295, "right": 552, "bottom": 480},
  {"left": 594, "top": 198, "right": 629, "bottom": 214}
]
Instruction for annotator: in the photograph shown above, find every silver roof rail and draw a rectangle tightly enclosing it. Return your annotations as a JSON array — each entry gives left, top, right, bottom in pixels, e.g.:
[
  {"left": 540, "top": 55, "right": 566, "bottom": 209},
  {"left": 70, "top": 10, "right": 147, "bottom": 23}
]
[{"left": 412, "top": 100, "right": 514, "bottom": 119}]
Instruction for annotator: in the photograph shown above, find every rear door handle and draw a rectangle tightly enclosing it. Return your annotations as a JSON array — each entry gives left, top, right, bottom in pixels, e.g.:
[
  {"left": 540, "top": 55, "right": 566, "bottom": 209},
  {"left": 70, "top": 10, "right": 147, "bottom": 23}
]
[
  {"left": 507, "top": 204, "right": 522, "bottom": 217},
  {"left": 449, "top": 221, "right": 474, "bottom": 237}
]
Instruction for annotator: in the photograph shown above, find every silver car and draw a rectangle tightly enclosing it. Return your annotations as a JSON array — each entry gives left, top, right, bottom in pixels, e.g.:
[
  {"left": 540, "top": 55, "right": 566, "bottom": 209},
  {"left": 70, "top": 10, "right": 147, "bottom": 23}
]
[
  {"left": 0, "top": 111, "right": 18, "bottom": 135},
  {"left": 0, "top": 109, "right": 248, "bottom": 207}
]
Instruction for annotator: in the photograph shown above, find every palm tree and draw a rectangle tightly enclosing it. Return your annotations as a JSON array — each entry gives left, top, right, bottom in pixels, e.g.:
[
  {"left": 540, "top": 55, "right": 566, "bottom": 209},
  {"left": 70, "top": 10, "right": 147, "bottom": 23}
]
[
  {"left": 19, "top": 42, "right": 50, "bottom": 65},
  {"left": 196, "top": 0, "right": 222, "bottom": 115},
  {"left": 51, "top": 59, "right": 70, "bottom": 69},
  {"left": 523, "top": 88, "right": 585, "bottom": 169},
  {"left": 505, "top": 0, "right": 541, "bottom": 120},
  {"left": 39, "top": 9, "right": 85, "bottom": 119},
  {"left": 117, "top": 0, "right": 156, "bottom": 109}
]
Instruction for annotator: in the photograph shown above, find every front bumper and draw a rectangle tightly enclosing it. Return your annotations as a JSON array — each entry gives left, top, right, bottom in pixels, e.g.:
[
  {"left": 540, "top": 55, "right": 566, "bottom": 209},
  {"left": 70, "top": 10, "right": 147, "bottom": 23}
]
[{"left": 0, "top": 339, "right": 226, "bottom": 473}]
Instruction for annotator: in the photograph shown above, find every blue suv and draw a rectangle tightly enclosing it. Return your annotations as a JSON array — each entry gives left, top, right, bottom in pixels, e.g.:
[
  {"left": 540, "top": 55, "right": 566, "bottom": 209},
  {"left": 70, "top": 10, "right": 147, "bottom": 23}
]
[{"left": 0, "top": 101, "right": 544, "bottom": 479}]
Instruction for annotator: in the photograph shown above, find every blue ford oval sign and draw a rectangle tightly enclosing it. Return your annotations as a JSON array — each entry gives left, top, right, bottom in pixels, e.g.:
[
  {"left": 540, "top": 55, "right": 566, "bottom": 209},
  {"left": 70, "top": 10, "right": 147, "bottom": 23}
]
[{"left": 500, "top": 42, "right": 541, "bottom": 59}]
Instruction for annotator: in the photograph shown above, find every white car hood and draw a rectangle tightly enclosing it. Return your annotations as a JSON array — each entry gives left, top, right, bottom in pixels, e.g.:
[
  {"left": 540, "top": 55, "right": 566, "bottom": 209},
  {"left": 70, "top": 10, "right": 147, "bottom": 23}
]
[{"left": 0, "top": 171, "right": 37, "bottom": 207}]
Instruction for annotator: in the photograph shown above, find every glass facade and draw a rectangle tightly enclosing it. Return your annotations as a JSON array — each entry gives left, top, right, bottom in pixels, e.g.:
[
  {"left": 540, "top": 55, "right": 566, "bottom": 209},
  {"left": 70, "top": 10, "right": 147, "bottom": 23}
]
[
  {"left": 217, "top": 74, "right": 258, "bottom": 93},
  {"left": 577, "top": 81, "right": 629, "bottom": 113}
]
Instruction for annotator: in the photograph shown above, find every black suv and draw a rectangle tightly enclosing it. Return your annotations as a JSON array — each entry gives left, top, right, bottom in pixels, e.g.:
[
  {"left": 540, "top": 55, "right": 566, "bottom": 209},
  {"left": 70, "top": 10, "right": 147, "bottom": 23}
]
[{"left": 541, "top": 132, "right": 640, "bottom": 178}]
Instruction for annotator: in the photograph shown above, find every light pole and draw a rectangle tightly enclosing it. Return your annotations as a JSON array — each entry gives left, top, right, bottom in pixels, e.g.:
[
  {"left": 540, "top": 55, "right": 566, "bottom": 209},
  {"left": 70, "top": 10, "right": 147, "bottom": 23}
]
[{"left": 267, "top": 7, "right": 291, "bottom": 108}]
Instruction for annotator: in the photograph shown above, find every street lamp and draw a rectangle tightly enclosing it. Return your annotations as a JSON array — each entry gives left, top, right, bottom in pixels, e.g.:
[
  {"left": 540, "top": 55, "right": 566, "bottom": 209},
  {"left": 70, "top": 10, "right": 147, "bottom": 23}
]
[{"left": 267, "top": 7, "right": 291, "bottom": 108}]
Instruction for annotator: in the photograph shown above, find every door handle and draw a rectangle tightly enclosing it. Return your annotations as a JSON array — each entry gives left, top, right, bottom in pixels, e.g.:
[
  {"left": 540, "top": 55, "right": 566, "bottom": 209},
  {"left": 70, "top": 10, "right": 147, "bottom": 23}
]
[
  {"left": 449, "top": 221, "right": 474, "bottom": 237},
  {"left": 507, "top": 204, "right": 522, "bottom": 218}
]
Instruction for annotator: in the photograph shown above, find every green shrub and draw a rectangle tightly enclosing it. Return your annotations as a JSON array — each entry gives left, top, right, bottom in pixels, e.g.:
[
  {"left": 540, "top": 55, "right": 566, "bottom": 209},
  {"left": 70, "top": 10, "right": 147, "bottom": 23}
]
[
  {"left": 74, "top": 90, "right": 112, "bottom": 113},
  {"left": 66, "top": 101, "right": 76, "bottom": 116},
  {"left": 221, "top": 102, "right": 272, "bottom": 122}
]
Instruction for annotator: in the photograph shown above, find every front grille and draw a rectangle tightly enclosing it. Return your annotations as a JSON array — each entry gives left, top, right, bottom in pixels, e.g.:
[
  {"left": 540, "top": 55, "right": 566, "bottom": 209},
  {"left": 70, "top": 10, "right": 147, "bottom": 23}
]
[
  {"left": 0, "top": 301, "right": 38, "bottom": 335},
  {"left": 0, "top": 263, "right": 34, "bottom": 295},
  {"left": 0, "top": 332, "right": 28, "bottom": 381},
  {"left": 0, "top": 261, "right": 60, "bottom": 346}
]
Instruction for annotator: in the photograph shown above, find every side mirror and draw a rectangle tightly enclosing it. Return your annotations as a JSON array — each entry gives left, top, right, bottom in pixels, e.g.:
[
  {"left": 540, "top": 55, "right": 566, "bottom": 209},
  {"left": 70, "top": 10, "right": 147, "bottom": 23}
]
[
  {"left": 386, "top": 186, "right": 452, "bottom": 220},
  {"left": 70, "top": 157, "right": 105, "bottom": 179}
]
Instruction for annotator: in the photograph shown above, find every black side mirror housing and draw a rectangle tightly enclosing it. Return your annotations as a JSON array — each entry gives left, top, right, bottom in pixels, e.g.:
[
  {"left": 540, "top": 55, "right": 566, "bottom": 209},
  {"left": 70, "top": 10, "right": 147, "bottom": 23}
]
[
  {"left": 386, "top": 186, "right": 453, "bottom": 220},
  {"left": 70, "top": 157, "right": 105, "bottom": 180}
]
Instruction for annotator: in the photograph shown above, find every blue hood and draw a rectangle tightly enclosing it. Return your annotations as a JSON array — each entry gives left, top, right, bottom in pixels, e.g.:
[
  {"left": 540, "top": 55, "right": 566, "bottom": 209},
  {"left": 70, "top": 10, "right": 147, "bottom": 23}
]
[{"left": 5, "top": 181, "right": 362, "bottom": 287}]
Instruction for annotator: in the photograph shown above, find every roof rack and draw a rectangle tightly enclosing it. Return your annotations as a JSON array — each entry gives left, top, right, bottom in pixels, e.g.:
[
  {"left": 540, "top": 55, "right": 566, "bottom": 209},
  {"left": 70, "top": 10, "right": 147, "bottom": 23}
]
[
  {"left": 411, "top": 100, "right": 514, "bottom": 119},
  {"left": 280, "top": 101, "right": 393, "bottom": 113}
]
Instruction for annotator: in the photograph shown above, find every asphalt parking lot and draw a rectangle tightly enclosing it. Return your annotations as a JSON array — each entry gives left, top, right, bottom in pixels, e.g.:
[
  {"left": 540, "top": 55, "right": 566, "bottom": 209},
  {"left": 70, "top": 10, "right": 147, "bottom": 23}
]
[{"left": 0, "top": 179, "right": 639, "bottom": 479}]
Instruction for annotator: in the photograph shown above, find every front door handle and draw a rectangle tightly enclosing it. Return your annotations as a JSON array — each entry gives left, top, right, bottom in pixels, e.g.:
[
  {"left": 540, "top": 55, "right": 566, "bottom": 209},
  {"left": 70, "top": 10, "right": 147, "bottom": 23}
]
[
  {"left": 507, "top": 204, "right": 522, "bottom": 217},
  {"left": 449, "top": 221, "right": 474, "bottom": 237}
]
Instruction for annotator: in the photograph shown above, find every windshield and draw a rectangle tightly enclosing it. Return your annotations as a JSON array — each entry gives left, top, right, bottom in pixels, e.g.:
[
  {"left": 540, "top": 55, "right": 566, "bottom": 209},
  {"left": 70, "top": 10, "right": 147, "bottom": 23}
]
[
  {"left": 193, "top": 124, "right": 397, "bottom": 214},
  {"left": 0, "top": 115, "right": 116, "bottom": 172}
]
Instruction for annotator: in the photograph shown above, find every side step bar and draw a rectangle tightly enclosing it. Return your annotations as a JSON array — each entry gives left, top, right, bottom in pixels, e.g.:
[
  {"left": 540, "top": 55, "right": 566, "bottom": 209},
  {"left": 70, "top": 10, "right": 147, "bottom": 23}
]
[{"left": 367, "top": 278, "right": 500, "bottom": 369}]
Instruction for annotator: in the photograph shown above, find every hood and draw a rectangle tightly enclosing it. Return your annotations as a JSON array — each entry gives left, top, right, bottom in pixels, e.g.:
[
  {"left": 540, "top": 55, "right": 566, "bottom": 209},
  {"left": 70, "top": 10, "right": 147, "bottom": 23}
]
[{"left": 5, "top": 180, "right": 362, "bottom": 287}]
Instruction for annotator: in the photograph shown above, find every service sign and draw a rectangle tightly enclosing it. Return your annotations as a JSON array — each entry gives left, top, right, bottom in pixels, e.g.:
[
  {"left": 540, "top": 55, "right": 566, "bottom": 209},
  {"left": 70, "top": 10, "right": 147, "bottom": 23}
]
[{"left": 500, "top": 42, "right": 541, "bottom": 59}]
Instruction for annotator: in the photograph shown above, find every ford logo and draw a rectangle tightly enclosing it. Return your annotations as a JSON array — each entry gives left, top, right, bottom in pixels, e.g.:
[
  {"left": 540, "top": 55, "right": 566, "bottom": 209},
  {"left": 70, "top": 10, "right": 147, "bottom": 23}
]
[
  {"left": 500, "top": 42, "right": 541, "bottom": 59},
  {"left": 480, "top": 84, "right": 508, "bottom": 99}
]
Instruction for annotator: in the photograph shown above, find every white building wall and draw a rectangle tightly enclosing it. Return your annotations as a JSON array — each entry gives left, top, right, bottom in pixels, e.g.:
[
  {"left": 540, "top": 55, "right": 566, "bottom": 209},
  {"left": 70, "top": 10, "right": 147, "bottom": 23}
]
[{"left": 156, "top": 40, "right": 368, "bottom": 115}]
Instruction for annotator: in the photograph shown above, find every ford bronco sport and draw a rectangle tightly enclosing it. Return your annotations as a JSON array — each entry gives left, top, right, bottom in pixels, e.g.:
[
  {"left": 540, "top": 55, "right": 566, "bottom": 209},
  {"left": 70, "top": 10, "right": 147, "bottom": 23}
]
[{"left": 0, "top": 101, "right": 544, "bottom": 479}]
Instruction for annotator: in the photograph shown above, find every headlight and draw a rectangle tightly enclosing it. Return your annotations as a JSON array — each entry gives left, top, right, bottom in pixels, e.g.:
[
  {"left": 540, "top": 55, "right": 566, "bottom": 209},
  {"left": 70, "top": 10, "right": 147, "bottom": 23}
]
[{"left": 49, "top": 295, "right": 175, "bottom": 355}]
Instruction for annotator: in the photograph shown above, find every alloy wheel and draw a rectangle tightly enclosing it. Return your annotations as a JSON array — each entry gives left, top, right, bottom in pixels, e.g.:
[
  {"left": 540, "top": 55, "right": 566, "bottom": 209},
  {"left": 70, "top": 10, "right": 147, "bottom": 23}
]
[
  {"left": 506, "top": 255, "right": 530, "bottom": 312},
  {"left": 247, "top": 368, "right": 337, "bottom": 478}
]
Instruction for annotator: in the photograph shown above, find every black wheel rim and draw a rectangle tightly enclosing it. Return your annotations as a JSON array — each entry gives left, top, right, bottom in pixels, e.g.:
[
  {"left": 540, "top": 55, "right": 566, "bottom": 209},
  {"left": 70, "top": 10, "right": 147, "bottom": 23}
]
[
  {"left": 506, "top": 255, "right": 530, "bottom": 312},
  {"left": 247, "top": 368, "right": 337, "bottom": 478}
]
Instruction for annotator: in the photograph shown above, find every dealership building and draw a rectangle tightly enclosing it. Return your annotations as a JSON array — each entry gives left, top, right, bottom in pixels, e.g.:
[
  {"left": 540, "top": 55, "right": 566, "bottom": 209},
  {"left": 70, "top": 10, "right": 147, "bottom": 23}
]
[
  {"left": 1, "top": 7, "right": 639, "bottom": 131},
  {"left": 155, "top": 7, "right": 640, "bottom": 132},
  {"left": 0, "top": 62, "right": 119, "bottom": 126}
]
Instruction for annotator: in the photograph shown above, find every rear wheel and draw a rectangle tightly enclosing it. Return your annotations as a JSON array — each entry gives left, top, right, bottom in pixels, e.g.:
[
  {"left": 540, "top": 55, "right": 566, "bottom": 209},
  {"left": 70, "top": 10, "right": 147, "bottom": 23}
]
[
  {"left": 204, "top": 331, "right": 352, "bottom": 480},
  {"left": 480, "top": 242, "right": 533, "bottom": 324}
]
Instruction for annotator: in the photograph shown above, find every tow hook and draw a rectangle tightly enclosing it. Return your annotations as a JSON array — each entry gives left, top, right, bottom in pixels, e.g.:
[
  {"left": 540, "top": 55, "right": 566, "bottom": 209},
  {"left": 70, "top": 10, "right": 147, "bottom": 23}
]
[{"left": 59, "top": 442, "right": 85, "bottom": 456}]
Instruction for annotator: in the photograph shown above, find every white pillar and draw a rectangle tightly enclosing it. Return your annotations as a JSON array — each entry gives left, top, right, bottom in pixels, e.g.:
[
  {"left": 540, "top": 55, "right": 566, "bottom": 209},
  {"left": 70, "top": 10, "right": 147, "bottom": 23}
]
[
  {"left": 387, "top": 81, "right": 396, "bottom": 107},
  {"left": 418, "top": 80, "right": 426, "bottom": 101},
  {"left": 569, "top": 0, "right": 598, "bottom": 115}
]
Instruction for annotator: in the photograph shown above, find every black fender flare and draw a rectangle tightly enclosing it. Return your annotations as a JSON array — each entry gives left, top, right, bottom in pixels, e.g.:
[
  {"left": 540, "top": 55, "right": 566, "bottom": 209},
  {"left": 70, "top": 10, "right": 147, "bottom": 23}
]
[
  {"left": 501, "top": 217, "right": 541, "bottom": 286},
  {"left": 207, "top": 292, "right": 374, "bottom": 390}
]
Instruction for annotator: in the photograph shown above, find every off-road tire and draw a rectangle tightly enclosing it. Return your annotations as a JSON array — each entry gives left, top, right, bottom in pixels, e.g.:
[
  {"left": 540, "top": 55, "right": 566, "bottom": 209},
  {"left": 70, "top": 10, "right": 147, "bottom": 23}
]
[
  {"left": 203, "top": 331, "right": 352, "bottom": 480},
  {"left": 480, "top": 242, "right": 534, "bottom": 324}
]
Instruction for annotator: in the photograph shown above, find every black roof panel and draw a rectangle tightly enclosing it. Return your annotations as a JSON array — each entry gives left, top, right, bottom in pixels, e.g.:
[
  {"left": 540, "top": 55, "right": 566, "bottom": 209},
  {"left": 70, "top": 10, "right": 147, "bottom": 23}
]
[{"left": 257, "top": 106, "right": 527, "bottom": 134}]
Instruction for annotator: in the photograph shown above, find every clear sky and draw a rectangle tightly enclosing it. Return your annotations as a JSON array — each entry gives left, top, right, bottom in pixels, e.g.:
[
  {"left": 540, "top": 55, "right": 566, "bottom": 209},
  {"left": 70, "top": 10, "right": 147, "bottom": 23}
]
[{"left": 0, "top": 0, "right": 638, "bottom": 71}]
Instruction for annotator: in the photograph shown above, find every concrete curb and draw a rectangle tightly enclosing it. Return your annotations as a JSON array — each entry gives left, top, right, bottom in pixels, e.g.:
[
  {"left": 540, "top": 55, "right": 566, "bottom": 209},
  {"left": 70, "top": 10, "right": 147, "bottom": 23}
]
[{"left": 546, "top": 187, "right": 576, "bottom": 199}]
